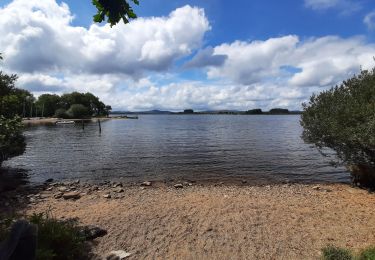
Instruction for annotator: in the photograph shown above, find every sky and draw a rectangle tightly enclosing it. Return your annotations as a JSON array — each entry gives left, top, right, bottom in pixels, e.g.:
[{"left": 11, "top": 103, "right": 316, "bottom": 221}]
[{"left": 0, "top": 0, "right": 375, "bottom": 111}]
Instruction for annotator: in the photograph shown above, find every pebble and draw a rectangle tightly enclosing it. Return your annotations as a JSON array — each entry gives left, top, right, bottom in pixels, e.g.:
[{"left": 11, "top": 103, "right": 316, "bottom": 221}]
[
  {"left": 106, "top": 250, "right": 132, "bottom": 260},
  {"left": 58, "top": 187, "right": 68, "bottom": 192},
  {"left": 141, "top": 181, "right": 152, "bottom": 187},
  {"left": 174, "top": 184, "right": 183, "bottom": 189},
  {"left": 103, "top": 194, "right": 111, "bottom": 199}
]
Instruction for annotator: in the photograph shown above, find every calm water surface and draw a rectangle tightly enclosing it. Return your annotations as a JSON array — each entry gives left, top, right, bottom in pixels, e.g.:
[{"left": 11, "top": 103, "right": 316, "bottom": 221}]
[{"left": 4, "top": 115, "right": 350, "bottom": 184}]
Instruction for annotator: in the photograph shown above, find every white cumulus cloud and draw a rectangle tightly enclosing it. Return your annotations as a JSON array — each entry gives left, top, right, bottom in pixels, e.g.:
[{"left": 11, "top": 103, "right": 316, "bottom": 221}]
[
  {"left": 207, "top": 35, "right": 375, "bottom": 88},
  {"left": 0, "top": 0, "right": 210, "bottom": 78}
]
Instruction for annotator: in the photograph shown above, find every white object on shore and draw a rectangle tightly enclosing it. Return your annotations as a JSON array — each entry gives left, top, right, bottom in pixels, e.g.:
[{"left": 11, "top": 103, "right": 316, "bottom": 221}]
[
  {"left": 106, "top": 250, "right": 132, "bottom": 259},
  {"left": 56, "top": 120, "right": 75, "bottom": 125}
]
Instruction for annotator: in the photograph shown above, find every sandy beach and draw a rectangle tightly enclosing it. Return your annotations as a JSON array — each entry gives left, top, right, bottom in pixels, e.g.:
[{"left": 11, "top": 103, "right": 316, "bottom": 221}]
[{"left": 6, "top": 182, "right": 372, "bottom": 259}]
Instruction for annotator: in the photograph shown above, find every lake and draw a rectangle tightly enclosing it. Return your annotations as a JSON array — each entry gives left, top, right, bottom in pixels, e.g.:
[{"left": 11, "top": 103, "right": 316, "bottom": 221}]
[{"left": 4, "top": 115, "right": 350, "bottom": 185}]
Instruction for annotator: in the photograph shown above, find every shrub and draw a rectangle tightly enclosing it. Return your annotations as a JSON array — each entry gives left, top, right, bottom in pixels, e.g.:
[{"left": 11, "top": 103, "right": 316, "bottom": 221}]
[
  {"left": 0, "top": 116, "right": 25, "bottom": 167},
  {"left": 321, "top": 245, "right": 353, "bottom": 260},
  {"left": 358, "top": 246, "right": 375, "bottom": 260},
  {"left": 301, "top": 68, "right": 375, "bottom": 188},
  {"left": 54, "top": 108, "right": 69, "bottom": 119},
  {"left": 66, "top": 104, "right": 89, "bottom": 119},
  {"left": 0, "top": 212, "right": 88, "bottom": 260}
]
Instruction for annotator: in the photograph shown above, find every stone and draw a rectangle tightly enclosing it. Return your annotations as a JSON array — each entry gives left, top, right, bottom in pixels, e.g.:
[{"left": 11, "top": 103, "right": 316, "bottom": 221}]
[
  {"left": 45, "top": 178, "right": 54, "bottom": 183},
  {"left": 312, "top": 186, "right": 321, "bottom": 190},
  {"left": 58, "top": 186, "right": 68, "bottom": 192},
  {"left": 174, "top": 184, "right": 183, "bottom": 189},
  {"left": 80, "top": 225, "right": 107, "bottom": 240},
  {"left": 54, "top": 192, "right": 63, "bottom": 199},
  {"left": 62, "top": 192, "right": 81, "bottom": 200},
  {"left": 115, "top": 188, "right": 124, "bottom": 193},
  {"left": 103, "top": 194, "right": 111, "bottom": 199},
  {"left": 113, "top": 183, "right": 123, "bottom": 188},
  {"left": 106, "top": 250, "right": 132, "bottom": 260},
  {"left": 45, "top": 187, "right": 53, "bottom": 191},
  {"left": 141, "top": 181, "right": 152, "bottom": 187},
  {"left": 241, "top": 180, "right": 247, "bottom": 184}
]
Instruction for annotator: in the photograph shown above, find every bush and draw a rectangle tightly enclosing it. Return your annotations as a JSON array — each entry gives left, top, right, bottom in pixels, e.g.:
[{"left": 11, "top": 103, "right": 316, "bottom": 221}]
[
  {"left": 0, "top": 212, "right": 88, "bottom": 260},
  {"left": 66, "top": 104, "right": 89, "bottom": 119},
  {"left": 358, "top": 247, "right": 375, "bottom": 260},
  {"left": 301, "top": 68, "right": 375, "bottom": 188},
  {"left": 54, "top": 108, "right": 69, "bottom": 119},
  {"left": 322, "top": 245, "right": 353, "bottom": 260},
  {"left": 0, "top": 116, "right": 25, "bottom": 167}
]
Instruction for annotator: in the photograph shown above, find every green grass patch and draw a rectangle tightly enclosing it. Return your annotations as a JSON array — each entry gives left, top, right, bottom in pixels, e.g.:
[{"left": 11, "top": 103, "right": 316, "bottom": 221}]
[
  {"left": 322, "top": 245, "right": 375, "bottom": 260},
  {"left": 0, "top": 212, "right": 89, "bottom": 260}
]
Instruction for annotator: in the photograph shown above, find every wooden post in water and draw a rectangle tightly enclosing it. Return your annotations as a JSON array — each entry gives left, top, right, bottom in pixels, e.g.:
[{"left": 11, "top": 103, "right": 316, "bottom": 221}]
[
  {"left": 81, "top": 120, "right": 84, "bottom": 130},
  {"left": 98, "top": 119, "right": 101, "bottom": 133}
]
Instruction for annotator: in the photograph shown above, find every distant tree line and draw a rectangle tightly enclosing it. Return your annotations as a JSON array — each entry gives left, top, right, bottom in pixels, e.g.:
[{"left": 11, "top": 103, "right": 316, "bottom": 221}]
[
  {"left": 1, "top": 87, "right": 112, "bottom": 119},
  {"left": 35, "top": 92, "right": 112, "bottom": 119}
]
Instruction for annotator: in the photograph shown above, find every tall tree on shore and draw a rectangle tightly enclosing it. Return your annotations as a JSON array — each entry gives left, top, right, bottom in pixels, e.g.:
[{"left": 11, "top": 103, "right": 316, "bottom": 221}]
[
  {"left": 0, "top": 57, "right": 26, "bottom": 166},
  {"left": 301, "top": 67, "right": 375, "bottom": 188}
]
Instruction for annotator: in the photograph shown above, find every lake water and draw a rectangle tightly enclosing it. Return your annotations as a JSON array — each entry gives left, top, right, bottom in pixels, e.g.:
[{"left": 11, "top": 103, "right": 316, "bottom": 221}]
[{"left": 4, "top": 115, "right": 350, "bottom": 185}]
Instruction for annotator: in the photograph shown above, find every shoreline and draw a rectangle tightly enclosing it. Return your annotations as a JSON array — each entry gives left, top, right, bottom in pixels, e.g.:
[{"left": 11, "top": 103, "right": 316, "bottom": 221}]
[{"left": 1, "top": 180, "right": 374, "bottom": 259}]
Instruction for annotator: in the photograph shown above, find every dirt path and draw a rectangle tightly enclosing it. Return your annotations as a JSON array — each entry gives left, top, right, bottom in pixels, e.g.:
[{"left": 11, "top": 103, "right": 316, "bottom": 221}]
[{"left": 26, "top": 183, "right": 375, "bottom": 259}]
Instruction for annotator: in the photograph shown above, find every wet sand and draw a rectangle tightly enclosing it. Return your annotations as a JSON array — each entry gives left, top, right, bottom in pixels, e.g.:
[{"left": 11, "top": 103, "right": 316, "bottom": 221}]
[{"left": 17, "top": 182, "right": 375, "bottom": 260}]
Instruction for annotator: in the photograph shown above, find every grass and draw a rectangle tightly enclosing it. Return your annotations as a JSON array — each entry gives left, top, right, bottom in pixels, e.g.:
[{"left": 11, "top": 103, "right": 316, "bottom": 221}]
[
  {"left": 322, "top": 245, "right": 375, "bottom": 260},
  {"left": 0, "top": 212, "right": 89, "bottom": 260}
]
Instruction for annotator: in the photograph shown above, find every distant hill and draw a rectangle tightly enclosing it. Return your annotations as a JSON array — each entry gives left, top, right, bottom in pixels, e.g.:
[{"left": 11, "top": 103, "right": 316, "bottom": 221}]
[
  {"left": 111, "top": 109, "right": 302, "bottom": 115},
  {"left": 111, "top": 110, "right": 172, "bottom": 115}
]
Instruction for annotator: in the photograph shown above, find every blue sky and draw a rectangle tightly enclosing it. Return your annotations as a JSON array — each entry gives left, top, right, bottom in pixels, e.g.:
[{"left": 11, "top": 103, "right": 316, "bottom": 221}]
[
  {"left": 0, "top": 0, "right": 375, "bottom": 111},
  {"left": 63, "top": 0, "right": 374, "bottom": 42}
]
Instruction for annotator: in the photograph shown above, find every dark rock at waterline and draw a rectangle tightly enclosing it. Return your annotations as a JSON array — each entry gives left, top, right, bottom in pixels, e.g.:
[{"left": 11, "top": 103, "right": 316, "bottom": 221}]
[
  {"left": 80, "top": 225, "right": 108, "bottom": 241},
  {"left": 45, "top": 178, "right": 54, "bottom": 183}
]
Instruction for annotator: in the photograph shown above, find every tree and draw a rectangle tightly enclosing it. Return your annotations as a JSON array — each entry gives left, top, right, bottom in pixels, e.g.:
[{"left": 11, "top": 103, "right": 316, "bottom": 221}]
[
  {"left": 67, "top": 104, "right": 90, "bottom": 119},
  {"left": 0, "top": 116, "right": 25, "bottom": 167},
  {"left": 35, "top": 94, "right": 61, "bottom": 117},
  {"left": 0, "top": 66, "right": 26, "bottom": 166},
  {"left": 301, "top": 68, "right": 375, "bottom": 188},
  {"left": 246, "top": 109, "right": 263, "bottom": 115},
  {"left": 92, "top": 0, "right": 139, "bottom": 27}
]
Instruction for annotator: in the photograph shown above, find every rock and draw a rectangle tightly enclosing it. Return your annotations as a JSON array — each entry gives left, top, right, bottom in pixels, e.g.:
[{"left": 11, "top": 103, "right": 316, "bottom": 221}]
[
  {"left": 45, "top": 178, "right": 54, "bottom": 183},
  {"left": 115, "top": 188, "right": 124, "bottom": 193},
  {"left": 45, "top": 187, "right": 53, "bottom": 191},
  {"left": 174, "top": 184, "right": 183, "bottom": 189},
  {"left": 241, "top": 180, "right": 247, "bottom": 184},
  {"left": 80, "top": 225, "right": 107, "bottom": 240},
  {"left": 141, "top": 181, "right": 152, "bottom": 187},
  {"left": 106, "top": 250, "right": 132, "bottom": 260},
  {"left": 312, "top": 186, "right": 321, "bottom": 190},
  {"left": 54, "top": 192, "right": 63, "bottom": 199},
  {"left": 62, "top": 192, "right": 81, "bottom": 200},
  {"left": 113, "top": 183, "right": 123, "bottom": 188},
  {"left": 58, "top": 186, "right": 68, "bottom": 192},
  {"left": 103, "top": 194, "right": 111, "bottom": 199}
]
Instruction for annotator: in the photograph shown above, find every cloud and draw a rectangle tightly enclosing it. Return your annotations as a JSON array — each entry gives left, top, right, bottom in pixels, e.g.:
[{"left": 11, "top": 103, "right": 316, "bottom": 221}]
[
  {"left": 207, "top": 35, "right": 375, "bottom": 88},
  {"left": 304, "top": 0, "right": 361, "bottom": 14},
  {"left": 108, "top": 80, "right": 307, "bottom": 111},
  {"left": 364, "top": 11, "right": 375, "bottom": 30},
  {"left": 184, "top": 47, "right": 227, "bottom": 68},
  {"left": 1, "top": 0, "right": 374, "bottom": 111},
  {"left": 0, "top": 0, "right": 210, "bottom": 78}
]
